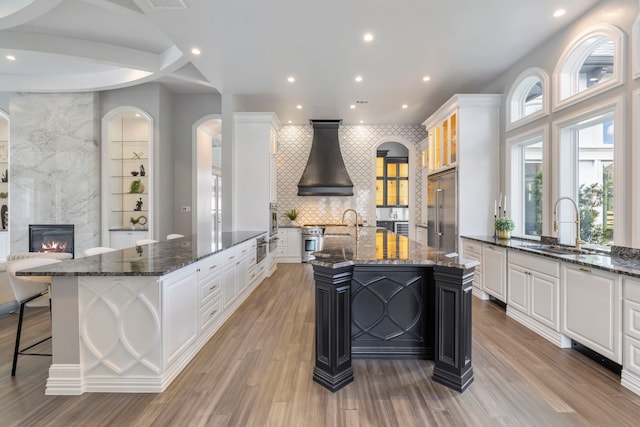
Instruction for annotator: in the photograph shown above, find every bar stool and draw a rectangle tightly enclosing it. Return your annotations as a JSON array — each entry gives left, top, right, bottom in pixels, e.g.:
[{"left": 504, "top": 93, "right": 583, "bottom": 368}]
[
  {"left": 7, "top": 257, "right": 62, "bottom": 376},
  {"left": 83, "top": 247, "right": 116, "bottom": 257},
  {"left": 135, "top": 239, "right": 158, "bottom": 246},
  {"left": 166, "top": 234, "right": 184, "bottom": 240}
]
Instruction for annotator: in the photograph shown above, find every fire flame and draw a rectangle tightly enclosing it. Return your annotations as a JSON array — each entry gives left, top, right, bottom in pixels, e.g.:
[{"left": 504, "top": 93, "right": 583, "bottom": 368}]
[{"left": 41, "top": 240, "right": 68, "bottom": 253}]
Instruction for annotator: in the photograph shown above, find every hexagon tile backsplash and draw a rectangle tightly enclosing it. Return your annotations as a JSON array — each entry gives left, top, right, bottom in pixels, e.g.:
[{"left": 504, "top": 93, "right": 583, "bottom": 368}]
[{"left": 276, "top": 124, "right": 427, "bottom": 226}]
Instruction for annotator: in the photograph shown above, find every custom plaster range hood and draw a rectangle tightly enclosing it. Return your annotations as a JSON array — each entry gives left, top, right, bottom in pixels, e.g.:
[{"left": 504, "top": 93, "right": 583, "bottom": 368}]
[{"left": 297, "top": 120, "right": 354, "bottom": 196}]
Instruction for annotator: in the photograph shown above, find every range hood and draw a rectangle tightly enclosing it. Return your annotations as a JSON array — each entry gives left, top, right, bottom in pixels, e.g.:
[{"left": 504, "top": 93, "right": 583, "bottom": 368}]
[{"left": 298, "top": 120, "right": 354, "bottom": 196}]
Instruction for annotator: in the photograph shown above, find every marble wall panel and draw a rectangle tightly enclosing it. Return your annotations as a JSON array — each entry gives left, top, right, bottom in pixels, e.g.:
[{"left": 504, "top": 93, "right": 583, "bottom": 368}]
[{"left": 10, "top": 93, "right": 100, "bottom": 256}]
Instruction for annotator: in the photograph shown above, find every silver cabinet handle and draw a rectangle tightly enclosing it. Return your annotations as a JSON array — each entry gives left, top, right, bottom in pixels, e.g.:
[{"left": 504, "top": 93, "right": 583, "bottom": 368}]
[
  {"left": 209, "top": 265, "right": 218, "bottom": 269},
  {"left": 579, "top": 268, "right": 592, "bottom": 273},
  {"left": 209, "top": 284, "right": 217, "bottom": 290}
]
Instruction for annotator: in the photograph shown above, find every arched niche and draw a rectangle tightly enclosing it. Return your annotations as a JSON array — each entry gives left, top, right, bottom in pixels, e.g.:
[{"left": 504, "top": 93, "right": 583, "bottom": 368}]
[
  {"left": 506, "top": 67, "right": 549, "bottom": 131},
  {"left": 553, "top": 24, "right": 625, "bottom": 111}
]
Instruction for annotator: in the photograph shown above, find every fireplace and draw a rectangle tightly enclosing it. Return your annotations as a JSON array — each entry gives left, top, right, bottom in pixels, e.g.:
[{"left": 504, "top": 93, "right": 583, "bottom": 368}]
[{"left": 29, "top": 224, "right": 74, "bottom": 258}]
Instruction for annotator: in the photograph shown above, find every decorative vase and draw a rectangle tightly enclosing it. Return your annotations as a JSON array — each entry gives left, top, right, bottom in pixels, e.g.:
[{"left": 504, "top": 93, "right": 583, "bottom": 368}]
[
  {"left": 291, "top": 220, "right": 298, "bottom": 226},
  {"left": 497, "top": 230, "right": 511, "bottom": 239}
]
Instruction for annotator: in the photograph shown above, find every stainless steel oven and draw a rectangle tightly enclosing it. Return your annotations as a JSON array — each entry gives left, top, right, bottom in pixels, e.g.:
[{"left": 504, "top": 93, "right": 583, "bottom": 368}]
[
  {"left": 269, "top": 203, "right": 278, "bottom": 237},
  {"left": 301, "top": 226, "right": 324, "bottom": 262},
  {"left": 256, "top": 236, "right": 267, "bottom": 264}
]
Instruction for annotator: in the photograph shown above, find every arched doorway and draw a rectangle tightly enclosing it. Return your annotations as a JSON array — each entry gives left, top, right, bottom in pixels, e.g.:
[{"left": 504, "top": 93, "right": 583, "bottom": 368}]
[{"left": 193, "top": 117, "right": 222, "bottom": 242}]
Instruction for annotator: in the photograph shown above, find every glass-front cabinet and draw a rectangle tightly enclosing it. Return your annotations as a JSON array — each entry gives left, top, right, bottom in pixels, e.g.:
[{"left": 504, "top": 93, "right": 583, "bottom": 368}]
[
  {"left": 376, "top": 154, "right": 409, "bottom": 207},
  {"left": 102, "top": 108, "right": 152, "bottom": 248},
  {"left": 428, "top": 111, "right": 457, "bottom": 173}
]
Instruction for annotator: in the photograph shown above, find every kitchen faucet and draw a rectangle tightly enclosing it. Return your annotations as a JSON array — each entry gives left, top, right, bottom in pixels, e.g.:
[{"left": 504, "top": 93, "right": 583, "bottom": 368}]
[
  {"left": 342, "top": 208, "right": 360, "bottom": 238},
  {"left": 553, "top": 196, "right": 585, "bottom": 250}
]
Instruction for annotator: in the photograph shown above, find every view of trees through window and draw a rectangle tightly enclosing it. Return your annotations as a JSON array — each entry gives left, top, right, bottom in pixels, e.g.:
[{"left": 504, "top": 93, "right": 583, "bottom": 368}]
[{"left": 523, "top": 142, "right": 542, "bottom": 236}]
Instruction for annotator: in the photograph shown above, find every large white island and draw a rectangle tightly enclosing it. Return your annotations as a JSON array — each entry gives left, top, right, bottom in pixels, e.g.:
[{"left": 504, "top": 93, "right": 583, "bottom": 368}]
[{"left": 17, "top": 231, "right": 268, "bottom": 395}]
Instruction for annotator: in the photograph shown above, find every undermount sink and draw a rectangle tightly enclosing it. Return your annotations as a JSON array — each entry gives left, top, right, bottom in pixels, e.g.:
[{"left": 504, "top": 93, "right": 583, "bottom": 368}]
[{"left": 525, "top": 244, "right": 598, "bottom": 255}]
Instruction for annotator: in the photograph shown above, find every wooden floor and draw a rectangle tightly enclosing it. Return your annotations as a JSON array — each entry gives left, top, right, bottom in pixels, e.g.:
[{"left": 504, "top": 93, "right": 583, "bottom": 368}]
[{"left": 2, "top": 263, "right": 640, "bottom": 426}]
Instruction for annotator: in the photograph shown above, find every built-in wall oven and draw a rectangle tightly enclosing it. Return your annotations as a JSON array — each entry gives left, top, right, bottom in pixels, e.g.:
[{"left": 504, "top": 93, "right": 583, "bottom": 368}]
[
  {"left": 269, "top": 203, "right": 278, "bottom": 237},
  {"left": 301, "top": 226, "right": 324, "bottom": 262},
  {"left": 256, "top": 236, "right": 267, "bottom": 264}
]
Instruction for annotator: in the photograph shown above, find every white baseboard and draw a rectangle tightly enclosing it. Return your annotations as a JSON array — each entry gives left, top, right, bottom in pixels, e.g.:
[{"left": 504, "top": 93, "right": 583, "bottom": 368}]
[
  {"left": 46, "top": 364, "right": 84, "bottom": 395},
  {"left": 506, "top": 307, "right": 571, "bottom": 348}
]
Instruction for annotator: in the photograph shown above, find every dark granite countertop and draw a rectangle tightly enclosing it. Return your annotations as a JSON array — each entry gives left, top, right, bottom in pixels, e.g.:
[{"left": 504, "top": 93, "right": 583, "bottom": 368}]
[
  {"left": 311, "top": 226, "right": 478, "bottom": 271},
  {"left": 464, "top": 235, "right": 640, "bottom": 279},
  {"left": 17, "top": 230, "right": 266, "bottom": 277}
]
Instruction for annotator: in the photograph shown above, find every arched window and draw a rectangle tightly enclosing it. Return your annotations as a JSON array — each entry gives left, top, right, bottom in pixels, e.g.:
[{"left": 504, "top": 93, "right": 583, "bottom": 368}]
[
  {"left": 506, "top": 67, "right": 549, "bottom": 130},
  {"left": 553, "top": 24, "right": 625, "bottom": 111}
]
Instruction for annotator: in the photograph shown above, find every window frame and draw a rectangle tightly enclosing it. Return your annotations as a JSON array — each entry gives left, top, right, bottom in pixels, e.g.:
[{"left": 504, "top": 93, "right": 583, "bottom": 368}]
[
  {"left": 551, "top": 95, "right": 626, "bottom": 247},
  {"left": 506, "top": 125, "right": 549, "bottom": 240},
  {"left": 552, "top": 24, "right": 625, "bottom": 112},
  {"left": 506, "top": 67, "right": 549, "bottom": 131}
]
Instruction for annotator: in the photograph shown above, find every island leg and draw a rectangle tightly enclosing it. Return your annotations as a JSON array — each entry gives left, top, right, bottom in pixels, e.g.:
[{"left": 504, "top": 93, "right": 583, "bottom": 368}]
[
  {"left": 312, "top": 264, "right": 354, "bottom": 392},
  {"left": 432, "top": 265, "right": 475, "bottom": 392}
]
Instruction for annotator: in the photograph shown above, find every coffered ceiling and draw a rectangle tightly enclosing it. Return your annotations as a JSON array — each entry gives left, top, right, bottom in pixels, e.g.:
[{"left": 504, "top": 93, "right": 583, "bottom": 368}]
[{"left": 0, "top": 0, "right": 604, "bottom": 124}]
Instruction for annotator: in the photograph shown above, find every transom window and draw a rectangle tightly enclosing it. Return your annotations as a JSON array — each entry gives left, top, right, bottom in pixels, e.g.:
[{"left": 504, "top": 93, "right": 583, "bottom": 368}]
[{"left": 506, "top": 68, "right": 549, "bottom": 129}]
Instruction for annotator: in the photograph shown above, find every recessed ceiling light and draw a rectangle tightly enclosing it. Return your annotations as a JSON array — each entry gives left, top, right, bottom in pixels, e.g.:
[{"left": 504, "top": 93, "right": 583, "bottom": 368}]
[
  {"left": 360, "top": 120, "right": 364, "bottom": 124},
  {"left": 6, "top": 55, "right": 15, "bottom": 61},
  {"left": 135, "top": 113, "right": 141, "bottom": 117},
  {"left": 363, "top": 33, "right": 374, "bottom": 42},
  {"left": 350, "top": 104, "right": 356, "bottom": 109},
  {"left": 553, "top": 9, "right": 566, "bottom": 18},
  {"left": 355, "top": 76, "right": 363, "bottom": 83},
  {"left": 402, "top": 104, "right": 408, "bottom": 109},
  {"left": 287, "top": 76, "right": 295, "bottom": 83},
  {"left": 422, "top": 76, "right": 431, "bottom": 82},
  {"left": 191, "top": 48, "right": 201, "bottom": 55},
  {"left": 288, "top": 120, "right": 292, "bottom": 124},
  {"left": 296, "top": 105, "right": 302, "bottom": 109}
]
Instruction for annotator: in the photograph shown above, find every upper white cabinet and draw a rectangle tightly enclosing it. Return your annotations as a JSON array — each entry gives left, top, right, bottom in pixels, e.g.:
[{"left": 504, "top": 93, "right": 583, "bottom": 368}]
[
  {"left": 422, "top": 95, "right": 502, "bottom": 248},
  {"left": 234, "top": 113, "right": 280, "bottom": 232},
  {"left": 102, "top": 108, "right": 153, "bottom": 246}
]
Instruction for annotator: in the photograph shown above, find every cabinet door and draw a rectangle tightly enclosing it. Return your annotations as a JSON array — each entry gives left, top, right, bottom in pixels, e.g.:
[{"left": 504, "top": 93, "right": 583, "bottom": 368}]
[
  {"left": 287, "top": 229, "right": 301, "bottom": 258},
  {"left": 507, "top": 263, "right": 528, "bottom": 314},
  {"left": 237, "top": 254, "right": 250, "bottom": 295},
  {"left": 110, "top": 232, "right": 132, "bottom": 249},
  {"left": 482, "top": 245, "right": 507, "bottom": 302},
  {"left": 163, "top": 268, "right": 198, "bottom": 366},
  {"left": 562, "top": 265, "right": 621, "bottom": 362},
  {"left": 222, "top": 264, "right": 237, "bottom": 309},
  {"left": 530, "top": 271, "right": 559, "bottom": 330}
]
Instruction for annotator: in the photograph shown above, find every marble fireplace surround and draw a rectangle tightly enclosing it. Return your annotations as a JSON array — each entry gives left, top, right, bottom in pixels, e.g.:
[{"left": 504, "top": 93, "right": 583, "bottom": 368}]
[{"left": 9, "top": 93, "right": 100, "bottom": 257}]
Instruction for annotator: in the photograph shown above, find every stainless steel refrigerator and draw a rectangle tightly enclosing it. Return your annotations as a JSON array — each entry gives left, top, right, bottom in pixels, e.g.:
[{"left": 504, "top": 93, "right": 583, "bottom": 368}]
[{"left": 427, "top": 169, "right": 458, "bottom": 254}]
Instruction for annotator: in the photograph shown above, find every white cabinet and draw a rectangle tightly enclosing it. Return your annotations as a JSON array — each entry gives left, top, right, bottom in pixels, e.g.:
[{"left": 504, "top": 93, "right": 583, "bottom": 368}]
[
  {"left": 622, "top": 278, "right": 640, "bottom": 394},
  {"left": 102, "top": 109, "right": 153, "bottom": 246},
  {"left": 277, "top": 227, "right": 301, "bottom": 263},
  {"left": 461, "top": 238, "right": 486, "bottom": 300},
  {"left": 561, "top": 264, "right": 621, "bottom": 363},
  {"left": 506, "top": 251, "right": 567, "bottom": 347},
  {"left": 162, "top": 266, "right": 199, "bottom": 367},
  {"left": 482, "top": 244, "right": 507, "bottom": 302},
  {"left": 109, "top": 230, "right": 149, "bottom": 249},
  {"left": 222, "top": 248, "right": 239, "bottom": 310},
  {"left": 422, "top": 95, "right": 501, "bottom": 250},
  {"left": 197, "top": 252, "right": 223, "bottom": 335},
  {"left": 234, "top": 113, "right": 280, "bottom": 232}
]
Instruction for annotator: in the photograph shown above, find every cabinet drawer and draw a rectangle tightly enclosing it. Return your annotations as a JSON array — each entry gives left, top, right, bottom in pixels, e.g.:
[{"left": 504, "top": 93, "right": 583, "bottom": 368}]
[
  {"left": 200, "top": 253, "right": 223, "bottom": 275},
  {"left": 624, "top": 278, "right": 640, "bottom": 304},
  {"left": 509, "top": 251, "right": 559, "bottom": 278},
  {"left": 248, "top": 262, "right": 266, "bottom": 285},
  {"left": 464, "top": 251, "right": 482, "bottom": 272},
  {"left": 625, "top": 298, "right": 640, "bottom": 340},
  {"left": 200, "top": 295, "right": 223, "bottom": 332},
  {"left": 223, "top": 247, "right": 240, "bottom": 266},
  {"left": 200, "top": 272, "right": 222, "bottom": 305},
  {"left": 463, "top": 240, "right": 482, "bottom": 256}
]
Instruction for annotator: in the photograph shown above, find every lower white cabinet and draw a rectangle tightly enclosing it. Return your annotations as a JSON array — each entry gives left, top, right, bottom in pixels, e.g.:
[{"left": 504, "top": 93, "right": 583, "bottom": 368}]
[
  {"left": 461, "top": 238, "right": 486, "bottom": 300},
  {"left": 506, "top": 251, "right": 566, "bottom": 347},
  {"left": 0, "top": 231, "right": 8, "bottom": 261},
  {"left": 109, "top": 230, "right": 149, "bottom": 249},
  {"left": 561, "top": 263, "right": 621, "bottom": 363},
  {"left": 482, "top": 244, "right": 507, "bottom": 302},
  {"left": 162, "top": 266, "right": 199, "bottom": 367},
  {"left": 222, "top": 250, "right": 239, "bottom": 310},
  {"left": 277, "top": 227, "right": 301, "bottom": 263},
  {"left": 622, "top": 278, "right": 640, "bottom": 394}
]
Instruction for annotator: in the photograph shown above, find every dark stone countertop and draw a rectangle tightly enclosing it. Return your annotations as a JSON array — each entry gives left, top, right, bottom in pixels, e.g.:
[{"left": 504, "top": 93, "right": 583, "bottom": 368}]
[
  {"left": 311, "top": 226, "right": 478, "bottom": 271},
  {"left": 464, "top": 235, "right": 640, "bottom": 279},
  {"left": 16, "top": 230, "right": 266, "bottom": 277}
]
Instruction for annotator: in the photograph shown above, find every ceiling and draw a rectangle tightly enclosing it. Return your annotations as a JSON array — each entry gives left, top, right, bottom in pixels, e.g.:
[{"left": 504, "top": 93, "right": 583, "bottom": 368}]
[{"left": 0, "top": 0, "right": 604, "bottom": 125}]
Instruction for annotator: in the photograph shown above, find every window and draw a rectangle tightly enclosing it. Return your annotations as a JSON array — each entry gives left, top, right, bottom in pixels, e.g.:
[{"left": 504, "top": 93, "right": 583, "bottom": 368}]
[
  {"left": 556, "top": 104, "right": 621, "bottom": 248},
  {"left": 507, "top": 128, "right": 546, "bottom": 239},
  {"left": 553, "top": 24, "right": 624, "bottom": 111},
  {"left": 506, "top": 68, "right": 549, "bottom": 130}
]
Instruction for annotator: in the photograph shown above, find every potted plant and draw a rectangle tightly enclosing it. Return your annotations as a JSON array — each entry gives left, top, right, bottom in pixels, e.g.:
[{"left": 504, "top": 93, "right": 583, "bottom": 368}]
[
  {"left": 284, "top": 208, "right": 299, "bottom": 226},
  {"left": 495, "top": 217, "right": 515, "bottom": 239}
]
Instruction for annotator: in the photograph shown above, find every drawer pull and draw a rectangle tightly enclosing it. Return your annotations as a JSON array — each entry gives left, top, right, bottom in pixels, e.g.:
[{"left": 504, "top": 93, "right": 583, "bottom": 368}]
[
  {"left": 242, "top": 249, "right": 247, "bottom": 253},
  {"left": 209, "top": 265, "right": 218, "bottom": 269},
  {"left": 228, "top": 255, "right": 235, "bottom": 260},
  {"left": 210, "top": 309, "right": 218, "bottom": 316},
  {"left": 579, "top": 268, "right": 592, "bottom": 273},
  {"left": 196, "top": 268, "right": 201, "bottom": 272},
  {"left": 236, "top": 261, "right": 240, "bottom": 266},
  {"left": 209, "top": 284, "right": 217, "bottom": 290}
]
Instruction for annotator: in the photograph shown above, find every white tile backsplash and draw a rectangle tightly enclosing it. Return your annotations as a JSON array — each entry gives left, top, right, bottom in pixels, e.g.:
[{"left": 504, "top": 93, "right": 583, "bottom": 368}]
[{"left": 276, "top": 124, "right": 427, "bottom": 226}]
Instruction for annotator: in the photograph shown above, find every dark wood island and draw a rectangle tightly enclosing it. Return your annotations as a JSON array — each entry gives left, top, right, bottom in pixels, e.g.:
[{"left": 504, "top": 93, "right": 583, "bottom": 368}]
[{"left": 311, "top": 226, "right": 478, "bottom": 393}]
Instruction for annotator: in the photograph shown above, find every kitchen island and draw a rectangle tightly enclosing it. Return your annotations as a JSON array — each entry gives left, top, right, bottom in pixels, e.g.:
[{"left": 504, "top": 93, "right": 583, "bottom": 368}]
[
  {"left": 17, "top": 231, "right": 267, "bottom": 395},
  {"left": 310, "top": 226, "right": 478, "bottom": 393}
]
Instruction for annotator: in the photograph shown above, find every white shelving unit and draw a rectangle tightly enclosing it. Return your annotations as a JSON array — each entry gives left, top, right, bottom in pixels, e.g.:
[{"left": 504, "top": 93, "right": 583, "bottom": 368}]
[{"left": 102, "top": 108, "right": 153, "bottom": 248}]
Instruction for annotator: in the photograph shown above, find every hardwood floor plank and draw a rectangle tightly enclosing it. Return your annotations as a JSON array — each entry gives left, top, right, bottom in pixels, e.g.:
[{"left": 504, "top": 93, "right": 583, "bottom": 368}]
[{"left": 2, "top": 263, "right": 640, "bottom": 426}]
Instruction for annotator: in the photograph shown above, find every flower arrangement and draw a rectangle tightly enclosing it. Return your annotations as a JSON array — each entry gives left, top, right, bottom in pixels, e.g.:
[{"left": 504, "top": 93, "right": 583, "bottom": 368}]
[
  {"left": 284, "top": 209, "right": 298, "bottom": 224},
  {"left": 495, "top": 217, "right": 515, "bottom": 239}
]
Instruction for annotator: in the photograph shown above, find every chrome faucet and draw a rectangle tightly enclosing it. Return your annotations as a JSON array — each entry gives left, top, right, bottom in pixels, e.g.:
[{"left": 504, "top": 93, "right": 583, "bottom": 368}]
[
  {"left": 342, "top": 208, "right": 360, "bottom": 238},
  {"left": 553, "top": 196, "right": 585, "bottom": 250}
]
